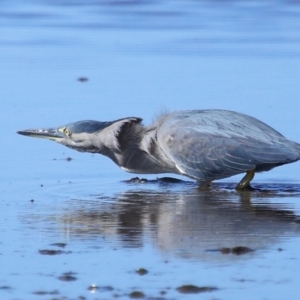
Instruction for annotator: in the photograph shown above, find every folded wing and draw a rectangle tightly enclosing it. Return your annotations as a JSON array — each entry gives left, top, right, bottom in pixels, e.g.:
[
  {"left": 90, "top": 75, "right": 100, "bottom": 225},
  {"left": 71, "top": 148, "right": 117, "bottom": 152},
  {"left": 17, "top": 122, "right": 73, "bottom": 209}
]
[{"left": 156, "top": 110, "right": 300, "bottom": 181}]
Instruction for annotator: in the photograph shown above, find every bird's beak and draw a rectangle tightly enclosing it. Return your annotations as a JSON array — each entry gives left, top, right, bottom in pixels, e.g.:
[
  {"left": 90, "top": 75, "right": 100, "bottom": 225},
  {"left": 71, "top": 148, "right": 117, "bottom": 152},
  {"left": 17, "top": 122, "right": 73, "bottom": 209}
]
[{"left": 17, "top": 128, "right": 64, "bottom": 141}]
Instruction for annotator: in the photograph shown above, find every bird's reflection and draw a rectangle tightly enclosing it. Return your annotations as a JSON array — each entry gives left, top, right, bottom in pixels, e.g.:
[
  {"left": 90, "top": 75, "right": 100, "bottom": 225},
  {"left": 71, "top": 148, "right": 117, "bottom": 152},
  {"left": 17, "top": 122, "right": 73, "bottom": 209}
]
[{"left": 59, "top": 181, "right": 300, "bottom": 262}]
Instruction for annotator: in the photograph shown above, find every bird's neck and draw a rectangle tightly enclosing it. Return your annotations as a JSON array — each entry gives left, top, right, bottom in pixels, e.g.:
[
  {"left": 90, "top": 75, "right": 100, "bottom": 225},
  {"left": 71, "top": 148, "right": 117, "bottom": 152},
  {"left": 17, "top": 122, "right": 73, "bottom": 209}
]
[
  {"left": 96, "top": 119, "right": 177, "bottom": 175},
  {"left": 114, "top": 148, "right": 157, "bottom": 174},
  {"left": 115, "top": 128, "right": 177, "bottom": 175},
  {"left": 114, "top": 147, "right": 173, "bottom": 174}
]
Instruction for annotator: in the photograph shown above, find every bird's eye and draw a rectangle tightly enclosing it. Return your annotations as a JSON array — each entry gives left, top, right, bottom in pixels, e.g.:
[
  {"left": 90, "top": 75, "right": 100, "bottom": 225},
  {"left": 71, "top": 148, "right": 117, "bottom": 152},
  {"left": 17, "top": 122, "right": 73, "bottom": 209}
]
[{"left": 63, "top": 127, "right": 72, "bottom": 137}]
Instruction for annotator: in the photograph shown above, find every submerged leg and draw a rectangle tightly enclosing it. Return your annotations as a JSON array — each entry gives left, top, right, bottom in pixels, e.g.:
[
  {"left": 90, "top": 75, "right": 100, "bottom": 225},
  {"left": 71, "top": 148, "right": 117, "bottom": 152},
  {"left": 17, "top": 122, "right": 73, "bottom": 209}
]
[
  {"left": 197, "top": 181, "right": 211, "bottom": 190},
  {"left": 235, "top": 169, "right": 255, "bottom": 190}
]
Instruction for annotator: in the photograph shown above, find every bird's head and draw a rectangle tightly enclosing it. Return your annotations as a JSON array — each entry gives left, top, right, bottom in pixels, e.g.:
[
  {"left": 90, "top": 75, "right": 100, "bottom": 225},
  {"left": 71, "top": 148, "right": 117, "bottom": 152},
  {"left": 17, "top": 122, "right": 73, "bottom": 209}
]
[{"left": 17, "top": 118, "right": 143, "bottom": 154}]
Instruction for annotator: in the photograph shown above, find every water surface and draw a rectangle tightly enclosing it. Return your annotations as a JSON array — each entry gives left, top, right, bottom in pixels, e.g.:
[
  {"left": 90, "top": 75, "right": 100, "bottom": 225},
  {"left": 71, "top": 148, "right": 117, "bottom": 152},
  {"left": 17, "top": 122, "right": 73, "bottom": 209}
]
[{"left": 1, "top": 1, "right": 300, "bottom": 299}]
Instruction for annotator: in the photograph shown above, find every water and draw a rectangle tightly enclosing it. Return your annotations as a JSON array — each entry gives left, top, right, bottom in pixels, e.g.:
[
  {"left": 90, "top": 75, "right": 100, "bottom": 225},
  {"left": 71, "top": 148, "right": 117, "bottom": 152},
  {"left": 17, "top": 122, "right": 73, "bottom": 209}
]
[{"left": 1, "top": 0, "right": 300, "bottom": 299}]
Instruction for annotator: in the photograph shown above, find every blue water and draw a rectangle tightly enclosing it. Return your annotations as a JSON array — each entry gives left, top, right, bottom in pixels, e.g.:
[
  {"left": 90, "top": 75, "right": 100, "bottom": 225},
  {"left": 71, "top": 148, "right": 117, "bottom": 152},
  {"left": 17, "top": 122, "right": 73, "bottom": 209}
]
[{"left": 1, "top": 0, "right": 300, "bottom": 299}]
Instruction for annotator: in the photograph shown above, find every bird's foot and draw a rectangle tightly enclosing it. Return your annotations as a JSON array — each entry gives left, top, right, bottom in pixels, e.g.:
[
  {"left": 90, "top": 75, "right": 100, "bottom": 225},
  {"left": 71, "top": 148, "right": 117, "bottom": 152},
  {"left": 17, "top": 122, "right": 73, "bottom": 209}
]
[{"left": 235, "top": 170, "right": 255, "bottom": 190}]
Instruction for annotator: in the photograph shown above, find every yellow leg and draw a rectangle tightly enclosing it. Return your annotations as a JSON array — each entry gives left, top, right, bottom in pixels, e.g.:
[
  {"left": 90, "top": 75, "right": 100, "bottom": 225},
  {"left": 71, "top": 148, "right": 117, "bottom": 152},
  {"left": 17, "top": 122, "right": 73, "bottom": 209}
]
[{"left": 235, "top": 169, "right": 255, "bottom": 190}]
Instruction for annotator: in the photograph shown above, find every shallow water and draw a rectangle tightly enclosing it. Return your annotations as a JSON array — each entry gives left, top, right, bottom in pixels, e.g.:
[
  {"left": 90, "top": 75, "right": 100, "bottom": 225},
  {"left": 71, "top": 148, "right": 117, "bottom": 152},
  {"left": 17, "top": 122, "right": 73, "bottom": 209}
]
[
  {"left": 2, "top": 178, "right": 300, "bottom": 299},
  {"left": 2, "top": 0, "right": 300, "bottom": 299}
]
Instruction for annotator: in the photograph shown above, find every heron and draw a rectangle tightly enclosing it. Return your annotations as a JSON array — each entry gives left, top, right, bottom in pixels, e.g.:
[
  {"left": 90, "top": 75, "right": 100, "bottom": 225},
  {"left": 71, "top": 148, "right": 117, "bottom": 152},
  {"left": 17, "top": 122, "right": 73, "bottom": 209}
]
[{"left": 17, "top": 109, "right": 300, "bottom": 189}]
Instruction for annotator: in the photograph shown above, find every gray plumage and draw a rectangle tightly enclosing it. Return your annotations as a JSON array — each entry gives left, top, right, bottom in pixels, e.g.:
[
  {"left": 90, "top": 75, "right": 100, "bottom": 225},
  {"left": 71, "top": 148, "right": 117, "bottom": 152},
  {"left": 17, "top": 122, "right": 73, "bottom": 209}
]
[{"left": 17, "top": 109, "right": 300, "bottom": 189}]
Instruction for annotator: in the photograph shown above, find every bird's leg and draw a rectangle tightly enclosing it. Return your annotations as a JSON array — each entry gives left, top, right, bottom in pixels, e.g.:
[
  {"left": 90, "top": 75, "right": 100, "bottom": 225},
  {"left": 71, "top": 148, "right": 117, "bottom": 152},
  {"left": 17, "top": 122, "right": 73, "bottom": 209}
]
[{"left": 235, "top": 169, "right": 255, "bottom": 190}]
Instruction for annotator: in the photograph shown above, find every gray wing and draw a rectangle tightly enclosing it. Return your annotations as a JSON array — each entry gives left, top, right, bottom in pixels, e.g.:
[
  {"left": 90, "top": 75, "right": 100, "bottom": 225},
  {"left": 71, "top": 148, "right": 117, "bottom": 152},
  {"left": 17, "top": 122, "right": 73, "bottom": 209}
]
[{"left": 156, "top": 110, "right": 300, "bottom": 181}]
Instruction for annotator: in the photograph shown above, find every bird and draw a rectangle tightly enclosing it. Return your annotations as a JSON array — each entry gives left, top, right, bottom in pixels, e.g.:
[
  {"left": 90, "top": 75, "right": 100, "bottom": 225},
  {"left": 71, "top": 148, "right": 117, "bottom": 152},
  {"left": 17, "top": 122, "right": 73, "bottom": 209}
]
[{"left": 17, "top": 109, "right": 300, "bottom": 189}]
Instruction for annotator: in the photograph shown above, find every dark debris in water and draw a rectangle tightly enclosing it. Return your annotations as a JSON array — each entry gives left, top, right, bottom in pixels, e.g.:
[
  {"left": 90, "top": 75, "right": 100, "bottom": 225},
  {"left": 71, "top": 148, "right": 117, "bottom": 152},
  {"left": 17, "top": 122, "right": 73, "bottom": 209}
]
[
  {"left": 39, "top": 249, "right": 71, "bottom": 255},
  {"left": 50, "top": 243, "right": 67, "bottom": 248},
  {"left": 125, "top": 176, "right": 186, "bottom": 184},
  {"left": 129, "top": 291, "right": 145, "bottom": 298},
  {"left": 87, "top": 285, "right": 99, "bottom": 293},
  {"left": 206, "top": 246, "right": 254, "bottom": 255},
  {"left": 87, "top": 285, "right": 114, "bottom": 292},
  {"left": 0, "top": 286, "right": 12, "bottom": 290},
  {"left": 101, "top": 286, "right": 114, "bottom": 292},
  {"left": 33, "top": 290, "right": 59, "bottom": 295},
  {"left": 136, "top": 268, "right": 148, "bottom": 275},
  {"left": 77, "top": 77, "right": 88, "bottom": 82},
  {"left": 221, "top": 246, "right": 254, "bottom": 255},
  {"left": 232, "top": 246, "right": 254, "bottom": 255},
  {"left": 39, "top": 249, "right": 63, "bottom": 255},
  {"left": 125, "top": 177, "right": 148, "bottom": 183},
  {"left": 58, "top": 272, "right": 77, "bottom": 282},
  {"left": 176, "top": 285, "right": 218, "bottom": 294}
]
